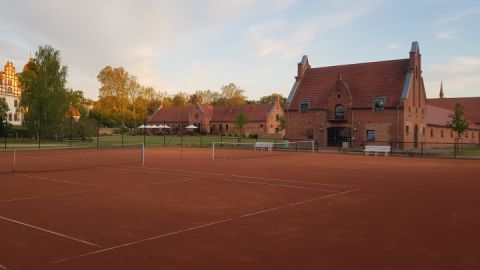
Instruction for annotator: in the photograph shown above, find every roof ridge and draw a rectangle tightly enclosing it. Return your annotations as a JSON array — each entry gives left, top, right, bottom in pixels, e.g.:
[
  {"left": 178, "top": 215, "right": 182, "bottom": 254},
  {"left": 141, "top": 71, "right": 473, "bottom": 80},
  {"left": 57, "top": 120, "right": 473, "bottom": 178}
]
[{"left": 309, "top": 58, "right": 409, "bottom": 70}]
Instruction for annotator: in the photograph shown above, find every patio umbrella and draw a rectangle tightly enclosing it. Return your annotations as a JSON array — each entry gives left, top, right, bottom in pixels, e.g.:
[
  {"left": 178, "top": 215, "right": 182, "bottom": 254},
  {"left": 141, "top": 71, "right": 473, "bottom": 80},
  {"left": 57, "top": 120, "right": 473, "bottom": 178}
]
[
  {"left": 163, "top": 125, "right": 171, "bottom": 129},
  {"left": 138, "top": 125, "right": 145, "bottom": 129},
  {"left": 185, "top": 124, "right": 198, "bottom": 129}
]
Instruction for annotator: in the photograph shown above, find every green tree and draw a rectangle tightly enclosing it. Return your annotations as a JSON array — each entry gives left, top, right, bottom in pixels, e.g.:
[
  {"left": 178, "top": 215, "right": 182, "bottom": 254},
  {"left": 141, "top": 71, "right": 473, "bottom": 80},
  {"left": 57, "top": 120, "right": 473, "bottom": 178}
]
[
  {"left": 20, "top": 45, "right": 70, "bottom": 139},
  {"left": 189, "top": 90, "right": 221, "bottom": 105},
  {"left": 0, "top": 98, "right": 10, "bottom": 136},
  {"left": 447, "top": 103, "right": 469, "bottom": 140},
  {"left": 234, "top": 111, "right": 248, "bottom": 136},
  {"left": 278, "top": 115, "right": 286, "bottom": 131},
  {"left": 259, "top": 93, "right": 287, "bottom": 105},
  {"left": 172, "top": 92, "right": 189, "bottom": 107}
]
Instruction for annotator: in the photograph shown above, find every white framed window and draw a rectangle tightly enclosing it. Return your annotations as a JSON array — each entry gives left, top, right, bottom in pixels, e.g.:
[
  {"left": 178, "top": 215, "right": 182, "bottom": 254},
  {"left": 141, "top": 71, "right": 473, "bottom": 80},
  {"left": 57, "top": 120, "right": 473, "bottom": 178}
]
[{"left": 366, "top": 130, "right": 375, "bottom": 141}]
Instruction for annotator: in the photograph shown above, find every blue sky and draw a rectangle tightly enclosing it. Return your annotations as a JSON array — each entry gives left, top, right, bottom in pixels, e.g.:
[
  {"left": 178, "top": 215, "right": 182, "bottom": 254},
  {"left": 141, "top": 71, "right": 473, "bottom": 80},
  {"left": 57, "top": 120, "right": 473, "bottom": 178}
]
[{"left": 0, "top": 0, "right": 479, "bottom": 100}]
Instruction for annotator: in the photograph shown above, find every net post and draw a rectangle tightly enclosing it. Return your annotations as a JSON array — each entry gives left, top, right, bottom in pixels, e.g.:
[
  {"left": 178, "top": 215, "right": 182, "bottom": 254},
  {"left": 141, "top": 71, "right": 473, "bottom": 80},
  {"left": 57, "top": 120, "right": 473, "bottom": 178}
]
[
  {"left": 13, "top": 147, "right": 16, "bottom": 173},
  {"left": 212, "top": 142, "right": 215, "bottom": 160},
  {"left": 311, "top": 140, "right": 314, "bottom": 153},
  {"left": 141, "top": 143, "right": 145, "bottom": 166}
]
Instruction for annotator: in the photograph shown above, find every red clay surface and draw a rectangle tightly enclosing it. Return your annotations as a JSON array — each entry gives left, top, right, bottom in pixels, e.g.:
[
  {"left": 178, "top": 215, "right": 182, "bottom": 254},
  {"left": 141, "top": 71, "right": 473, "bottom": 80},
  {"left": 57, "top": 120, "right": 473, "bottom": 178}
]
[{"left": 0, "top": 147, "right": 479, "bottom": 270}]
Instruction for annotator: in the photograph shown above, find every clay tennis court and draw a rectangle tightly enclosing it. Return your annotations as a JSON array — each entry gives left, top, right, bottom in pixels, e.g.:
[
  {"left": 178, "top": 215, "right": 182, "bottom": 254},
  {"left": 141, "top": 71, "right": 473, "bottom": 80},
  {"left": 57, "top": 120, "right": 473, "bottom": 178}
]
[{"left": 0, "top": 147, "right": 479, "bottom": 270}]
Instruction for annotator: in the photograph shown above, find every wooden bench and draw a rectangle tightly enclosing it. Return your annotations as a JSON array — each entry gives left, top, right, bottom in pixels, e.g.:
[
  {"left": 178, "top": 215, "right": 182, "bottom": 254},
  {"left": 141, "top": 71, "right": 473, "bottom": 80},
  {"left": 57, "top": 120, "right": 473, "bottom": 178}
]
[
  {"left": 255, "top": 142, "right": 274, "bottom": 151},
  {"left": 364, "top": 145, "right": 391, "bottom": 156}
]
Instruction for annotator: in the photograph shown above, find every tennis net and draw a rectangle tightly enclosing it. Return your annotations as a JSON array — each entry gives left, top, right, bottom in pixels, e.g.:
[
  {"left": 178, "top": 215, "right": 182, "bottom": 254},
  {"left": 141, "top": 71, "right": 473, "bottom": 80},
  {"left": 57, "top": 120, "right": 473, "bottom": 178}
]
[
  {"left": 211, "top": 140, "right": 315, "bottom": 160},
  {"left": 0, "top": 143, "right": 144, "bottom": 174}
]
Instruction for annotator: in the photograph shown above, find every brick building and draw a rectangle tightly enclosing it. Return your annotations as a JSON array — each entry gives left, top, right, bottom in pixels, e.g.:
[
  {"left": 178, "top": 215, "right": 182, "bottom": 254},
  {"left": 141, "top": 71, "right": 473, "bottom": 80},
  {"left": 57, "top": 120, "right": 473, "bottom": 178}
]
[
  {"left": 148, "top": 100, "right": 284, "bottom": 137},
  {"left": 285, "top": 41, "right": 479, "bottom": 147},
  {"left": 0, "top": 60, "right": 27, "bottom": 126}
]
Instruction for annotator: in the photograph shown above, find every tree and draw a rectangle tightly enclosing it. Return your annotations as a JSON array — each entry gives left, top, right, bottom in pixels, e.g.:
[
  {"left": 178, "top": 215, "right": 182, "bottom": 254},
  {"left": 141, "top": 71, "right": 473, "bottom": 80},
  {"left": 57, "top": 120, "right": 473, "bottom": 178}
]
[
  {"left": 447, "top": 103, "right": 469, "bottom": 140},
  {"left": 0, "top": 98, "right": 10, "bottom": 136},
  {"left": 234, "top": 111, "right": 248, "bottom": 136},
  {"left": 259, "top": 93, "right": 287, "bottom": 105},
  {"left": 219, "top": 83, "right": 246, "bottom": 105},
  {"left": 278, "top": 115, "right": 286, "bottom": 131},
  {"left": 172, "top": 92, "right": 189, "bottom": 107},
  {"left": 189, "top": 90, "right": 221, "bottom": 105},
  {"left": 20, "top": 45, "right": 70, "bottom": 139}
]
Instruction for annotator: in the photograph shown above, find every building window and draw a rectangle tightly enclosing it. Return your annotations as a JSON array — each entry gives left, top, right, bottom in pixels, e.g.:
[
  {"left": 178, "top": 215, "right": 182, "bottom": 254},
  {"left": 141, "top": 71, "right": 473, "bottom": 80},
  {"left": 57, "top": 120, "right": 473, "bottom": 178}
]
[
  {"left": 373, "top": 97, "right": 386, "bottom": 112},
  {"left": 276, "top": 114, "right": 279, "bottom": 121},
  {"left": 7, "top": 87, "right": 12, "bottom": 93},
  {"left": 194, "top": 114, "right": 199, "bottom": 119},
  {"left": 226, "top": 124, "right": 228, "bottom": 131},
  {"left": 14, "top": 100, "right": 18, "bottom": 108},
  {"left": 406, "top": 126, "right": 409, "bottom": 135},
  {"left": 422, "top": 127, "right": 425, "bottom": 136},
  {"left": 441, "top": 129, "right": 444, "bottom": 138},
  {"left": 430, "top": 129, "right": 434, "bottom": 137},
  {"left": 14, "top": 114, "right": 18, "bottom": 121},
  {"left": 335, "top": 104, "right": 344, "bottom": 120},
  {"left": 8, "top": 80, "right": 12, "bottom": 86},
  {"left": 300, "top": 101, "right": 310, "bottom": 113},
  {"left": 366, "top": 130, "right": 375, "bottom": 141},
  {"left": 8, "top": 114, "right": 12, "bottom": 121},
  {"left": 260, "top": 124, "right": 264, "bottom": 128}
]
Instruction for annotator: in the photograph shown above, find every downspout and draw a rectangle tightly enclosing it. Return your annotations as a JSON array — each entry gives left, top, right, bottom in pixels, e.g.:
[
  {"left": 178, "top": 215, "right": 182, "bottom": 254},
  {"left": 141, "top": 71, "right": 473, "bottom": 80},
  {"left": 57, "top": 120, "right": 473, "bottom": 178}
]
[
  {"left": 324, "top": 108, "right": 327, "bottom": 146},
  {"left": 351, "top": 108, "right": 354, "bottom": 147},
  {"left": 396, "top": 103, "right": 400, "bottom": 149}
]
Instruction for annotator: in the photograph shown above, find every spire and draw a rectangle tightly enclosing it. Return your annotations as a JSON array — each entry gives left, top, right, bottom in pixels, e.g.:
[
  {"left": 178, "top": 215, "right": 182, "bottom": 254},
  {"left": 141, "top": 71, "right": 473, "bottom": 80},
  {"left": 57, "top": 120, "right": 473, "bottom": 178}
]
[{"left": 439, "top": 81, "right": 444, "bottom": 98}]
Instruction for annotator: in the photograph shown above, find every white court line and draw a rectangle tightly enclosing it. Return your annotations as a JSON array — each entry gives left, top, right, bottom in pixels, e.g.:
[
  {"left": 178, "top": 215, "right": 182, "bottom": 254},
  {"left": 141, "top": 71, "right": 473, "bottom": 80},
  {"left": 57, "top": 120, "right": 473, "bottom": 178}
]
[
  {"left": 16, "top": 173, "right": 97, "bottom": 187},
  {"left": 128, "top": 166, "right": 351, "bottom": 188},
  {"left": 220, "top": 178, "right": 338, "bottom": 193},
  {"left": 429, "top": 166, "right": 454, "bottom": 173},
  {"left": 3, "top": 190, "right": 98, "bottom": 203},
  {"left": 0, "top": 215, "right": 102, "bottom": 248},
  {"left": 50, "top": 188, "right": 359, "bottom": 264},
  {"left": 120, "top": 166, "right": 340, "bottom": 192}
]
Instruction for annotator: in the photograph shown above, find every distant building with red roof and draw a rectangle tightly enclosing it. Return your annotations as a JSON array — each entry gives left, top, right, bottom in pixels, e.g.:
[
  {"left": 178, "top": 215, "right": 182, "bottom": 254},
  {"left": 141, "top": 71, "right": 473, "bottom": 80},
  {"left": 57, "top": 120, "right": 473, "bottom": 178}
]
[
  {"left": 285, "top": 41, "right": 479, "bottom": 147},
  {"left": 148, "top": 99, "right": 284, "bottom": 137}
]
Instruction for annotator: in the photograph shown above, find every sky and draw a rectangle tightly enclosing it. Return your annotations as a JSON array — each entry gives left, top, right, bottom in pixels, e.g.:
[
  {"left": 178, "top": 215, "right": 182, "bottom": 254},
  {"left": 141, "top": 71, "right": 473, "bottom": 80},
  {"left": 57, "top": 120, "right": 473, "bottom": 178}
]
[{"left": 0, "top": 0, "right": 479, "bottom": 100}]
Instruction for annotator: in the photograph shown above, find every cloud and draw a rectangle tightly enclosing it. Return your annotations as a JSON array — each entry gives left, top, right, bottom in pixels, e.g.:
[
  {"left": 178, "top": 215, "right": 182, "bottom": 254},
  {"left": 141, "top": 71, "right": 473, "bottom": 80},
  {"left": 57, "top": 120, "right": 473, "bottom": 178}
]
[
  {"left": 425, "top": 56, "right": 480, "bottom": 97},
  {"left": 436, "top": 30, "right": 459, "bottom": 40},
  {"left": 438, "top": 8, "right": 480, "bottom": 25},
  {"left": 247, "top": 0, "right": 379, "bottom": 59},
  {"left": 385, "top": 44, "right": 401, "bottom": 49}
]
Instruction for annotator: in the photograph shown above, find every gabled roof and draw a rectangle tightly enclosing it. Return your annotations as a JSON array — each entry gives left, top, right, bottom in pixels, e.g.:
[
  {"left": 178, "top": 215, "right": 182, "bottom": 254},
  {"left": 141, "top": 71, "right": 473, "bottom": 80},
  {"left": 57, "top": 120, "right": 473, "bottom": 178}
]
[
  {"left": 210, "top": 104, "right": 275, "bottom": 122},
  {"left": 427, "top": 97, "right": 480, "bottom": 124},
  {"left": 148, "top": 106, "right": 192, "bottom": 123},
  {"left": 288, "top": 59, "right": 411, "bottom": 110},
  {"left": 426, "top": 105, "right": 452, "bottom": 126}
]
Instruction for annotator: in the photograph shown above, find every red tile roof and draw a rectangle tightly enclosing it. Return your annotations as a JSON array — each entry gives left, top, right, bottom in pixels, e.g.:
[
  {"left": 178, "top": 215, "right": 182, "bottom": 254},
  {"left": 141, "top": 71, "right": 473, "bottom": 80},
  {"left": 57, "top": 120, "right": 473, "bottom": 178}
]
[
  {"left": 289, "top": 59, "right": 411, "bottom": 110},
  {"left": 211, "top": 104, "right": 274, "bottom": 122},
  {"left": 427, "top": 97, "right": 480, "bottom": 124},
  {"left": 426, "top": 105, "right": 452, "bottom": 126},
  {"left": 148, "top": 106, "right": 191, "bottom": 123}
]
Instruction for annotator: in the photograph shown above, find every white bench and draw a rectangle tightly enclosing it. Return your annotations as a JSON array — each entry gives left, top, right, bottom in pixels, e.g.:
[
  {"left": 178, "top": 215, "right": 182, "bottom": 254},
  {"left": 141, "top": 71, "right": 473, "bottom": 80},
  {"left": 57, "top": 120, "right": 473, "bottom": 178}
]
[
  {"left": 364, "top": 145, "right": 391, "bottom": 156},
  {"left": 255, "top": 142, "right": 274, "bottom": 151}
]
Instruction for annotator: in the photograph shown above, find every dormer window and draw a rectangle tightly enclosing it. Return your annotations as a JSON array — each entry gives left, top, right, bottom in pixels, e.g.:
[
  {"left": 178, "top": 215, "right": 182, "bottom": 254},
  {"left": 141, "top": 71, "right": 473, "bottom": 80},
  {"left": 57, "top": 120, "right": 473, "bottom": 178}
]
[
  {"left": 373, "top": 97, "right": 386, "bottom": 112},
  {"left": 300, "top": 101, "right": 310, "bottom": 113}
]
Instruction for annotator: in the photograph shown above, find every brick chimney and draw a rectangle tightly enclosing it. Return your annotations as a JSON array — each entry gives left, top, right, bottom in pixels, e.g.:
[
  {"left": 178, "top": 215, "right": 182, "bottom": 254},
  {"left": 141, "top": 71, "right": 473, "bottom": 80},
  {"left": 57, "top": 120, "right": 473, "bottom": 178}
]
[{"left": 296, "top": 55, "right": 310, "bottom": 83}]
